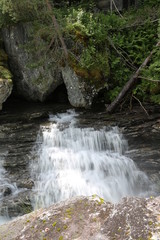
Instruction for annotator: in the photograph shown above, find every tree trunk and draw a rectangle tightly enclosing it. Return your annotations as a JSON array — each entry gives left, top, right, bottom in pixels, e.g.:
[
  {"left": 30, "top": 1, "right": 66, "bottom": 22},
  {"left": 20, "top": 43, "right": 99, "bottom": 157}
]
[
  {"left": 45, "top": 0, "right": 68, "bottom": 60},
  {"left": 106, "top": 42, "right": 160, "bottom": 113}
]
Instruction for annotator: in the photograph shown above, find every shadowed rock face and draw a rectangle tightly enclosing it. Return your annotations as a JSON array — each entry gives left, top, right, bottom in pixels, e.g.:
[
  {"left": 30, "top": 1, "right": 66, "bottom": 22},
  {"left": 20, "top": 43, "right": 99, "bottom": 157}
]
[
  {"left": 0, "top": 79, "right": 12, "bottom": 110},
  {"left": 2, "top": 24, "right": 63, "bottom": 102},
  {"left": 0, "top": 195, "right": 159, "bottom": 240}
]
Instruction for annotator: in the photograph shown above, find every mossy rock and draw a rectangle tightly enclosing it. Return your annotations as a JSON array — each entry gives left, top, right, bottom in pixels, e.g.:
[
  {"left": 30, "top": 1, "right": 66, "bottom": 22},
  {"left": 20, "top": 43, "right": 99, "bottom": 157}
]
[
  {"left": 0, "top": 49, "right": 8, "bottom": 64},
  {"left": 0, "top": 66, "right": 12, "bottom": 80}
]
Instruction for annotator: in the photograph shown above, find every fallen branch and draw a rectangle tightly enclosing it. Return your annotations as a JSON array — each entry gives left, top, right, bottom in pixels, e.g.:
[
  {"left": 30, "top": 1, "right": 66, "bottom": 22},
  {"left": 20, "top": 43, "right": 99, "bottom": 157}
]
[{"left": 106, "top": 41, "right": 160, "bottom": 113}]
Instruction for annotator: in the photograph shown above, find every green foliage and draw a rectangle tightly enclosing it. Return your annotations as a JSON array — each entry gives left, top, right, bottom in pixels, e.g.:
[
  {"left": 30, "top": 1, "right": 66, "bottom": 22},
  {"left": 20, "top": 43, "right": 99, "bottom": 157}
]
[
  {"left": 107, "top": 5, "right": 159, "bottom": 104},
  {"left": 0, "top": 43, "right": 12, "bottom": 80},
  {"left": 133, "top": 19, "right": 160, "bottom": 104},
  {"left": 0, "top": 0, "right": 45, "bottom": 27},
  {"left": 65, "top": 8, "right": 110, "bottom": 82},
  {"left": 141, "top": 0, "right": 160, "bottom": 7},
  {"left": 0, "top": 0, "right": 160, "bottom": 105}
]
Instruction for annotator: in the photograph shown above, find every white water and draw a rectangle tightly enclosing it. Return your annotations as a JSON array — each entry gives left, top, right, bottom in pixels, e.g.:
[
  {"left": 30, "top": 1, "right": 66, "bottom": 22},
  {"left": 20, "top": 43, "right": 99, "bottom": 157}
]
[
  {"left": 0, "top": 154, "right": 20, "bottom": 225},
  {"left": 31, "top": 110, "right": 153, "bottom": 209}
]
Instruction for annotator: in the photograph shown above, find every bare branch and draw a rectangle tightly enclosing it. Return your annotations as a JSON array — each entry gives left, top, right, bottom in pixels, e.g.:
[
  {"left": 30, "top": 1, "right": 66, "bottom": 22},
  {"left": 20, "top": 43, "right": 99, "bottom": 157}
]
[
  {"left": 111, "top": 0, "right": 124, "bottom": 18},
  {"left": 132, "top": 95, "right": 149, "bottom": 116},
  {"left": 138, "top": 76, "right": 160, "bottom": 82},
  {"left": 107, "top": 37, "right": 137, "bottom": 70}
]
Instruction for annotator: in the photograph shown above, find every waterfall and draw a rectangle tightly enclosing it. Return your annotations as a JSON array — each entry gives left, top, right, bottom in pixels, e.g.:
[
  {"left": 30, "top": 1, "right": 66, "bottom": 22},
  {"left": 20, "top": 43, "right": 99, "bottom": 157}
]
[{"left": 31, "top": 110, "right": 154, "bottom": 209}]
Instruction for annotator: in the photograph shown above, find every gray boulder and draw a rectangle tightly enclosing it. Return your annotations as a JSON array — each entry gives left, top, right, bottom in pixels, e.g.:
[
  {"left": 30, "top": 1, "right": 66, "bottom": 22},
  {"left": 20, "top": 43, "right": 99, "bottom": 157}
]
[
  {"left": 2, "top": 24, "right": 63, "bottom": 102},
  {"left": 62, "top": 66, "right": 104, "bottom": 108},
  {"left": 0, "top": 195, "right": 160, "bottom": 240}
]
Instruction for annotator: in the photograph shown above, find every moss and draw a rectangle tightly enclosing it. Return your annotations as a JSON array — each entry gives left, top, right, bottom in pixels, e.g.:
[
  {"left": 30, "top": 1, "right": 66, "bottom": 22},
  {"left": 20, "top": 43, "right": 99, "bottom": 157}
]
[
  {"left": 148, "top": 221, "right": 153, "bottom": 226},
  {"left": 69, "top": 58, "right": 108, "bottom": 89},
  {"left": 92, "top": 217, "right": 97, "bottom": 222},
  {"left": 52, "top": 222, "right": 57, "bottom": 227},
  {"left": 66, "top": 208, "right": 73, "bottom": 214},
  {"left": 0, "top": 49, "right": 8, "bottom": 63},
  {"left": 59, "top": 236, "right": 63, "bottom": 240},
  {"left": 57, "top": 228, "right": 61, "bottom": 232},
  {"left": 63, "top": 225, "right": 68, "bottom": 230},
  {"left": 0, "top": 66, "right": 12, "bottom": 80},
  {"left": 99, "top": 197, "right": 104, "bottom": 204}
]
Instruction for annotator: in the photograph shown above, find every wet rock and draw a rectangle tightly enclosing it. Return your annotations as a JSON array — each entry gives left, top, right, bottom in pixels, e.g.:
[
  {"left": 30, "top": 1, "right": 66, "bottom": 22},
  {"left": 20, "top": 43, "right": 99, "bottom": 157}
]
[
  {"left": 2, "top": 24, "right": 63, "bottom": 102},
  {"left": 3, "top": 187, "right": 12, "bottom": 197},
  {"left": 0, "top": 190, "right": 33, "bottom": 218},
  {"left": 0, "top": 195, "right": 159, "bottom": 240}
]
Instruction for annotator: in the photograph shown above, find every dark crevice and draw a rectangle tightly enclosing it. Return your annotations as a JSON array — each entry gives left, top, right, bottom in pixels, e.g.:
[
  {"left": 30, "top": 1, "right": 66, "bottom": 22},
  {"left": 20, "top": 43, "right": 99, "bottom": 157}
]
[{"left": 46, "top": 83, "right": 69, "bottom": 104}]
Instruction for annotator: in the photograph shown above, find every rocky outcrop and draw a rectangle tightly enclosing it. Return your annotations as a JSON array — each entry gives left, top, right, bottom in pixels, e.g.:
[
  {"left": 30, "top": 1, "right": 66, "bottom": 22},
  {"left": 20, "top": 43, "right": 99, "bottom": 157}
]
[
  {"left": 2, "top": 23, "right": 105, "bottom": 108},
  {"left": 62, "top": 66, "right": 103, "bottom": 108},
  {"left": 0, "top": 48, "right": 13, "bottom": 110},
  {"left": 2, "top": 24, "right": 63, "bottom": 102},
  {"left": 0, "top": 195, "right": 159, "bottom": 240}
]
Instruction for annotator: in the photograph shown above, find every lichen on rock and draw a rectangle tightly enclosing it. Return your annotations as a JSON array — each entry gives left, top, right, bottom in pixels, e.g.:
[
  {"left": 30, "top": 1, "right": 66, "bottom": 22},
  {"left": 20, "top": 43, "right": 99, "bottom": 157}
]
[{"left": 0, "top": 196, "right": 159, "bottom": 240}]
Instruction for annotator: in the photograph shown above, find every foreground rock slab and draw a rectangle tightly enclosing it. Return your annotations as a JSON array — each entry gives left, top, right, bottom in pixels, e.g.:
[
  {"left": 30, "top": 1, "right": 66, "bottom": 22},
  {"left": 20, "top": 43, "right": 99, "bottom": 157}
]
[{"left": 0, "top": 195, "right": 159, "bottom": 240}]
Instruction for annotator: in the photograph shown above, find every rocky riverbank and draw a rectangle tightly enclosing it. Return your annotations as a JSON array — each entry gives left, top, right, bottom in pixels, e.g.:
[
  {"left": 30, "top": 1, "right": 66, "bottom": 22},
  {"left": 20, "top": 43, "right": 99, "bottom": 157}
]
[{"left": 0, "top": 99, "right": 160, "bottom": 218}]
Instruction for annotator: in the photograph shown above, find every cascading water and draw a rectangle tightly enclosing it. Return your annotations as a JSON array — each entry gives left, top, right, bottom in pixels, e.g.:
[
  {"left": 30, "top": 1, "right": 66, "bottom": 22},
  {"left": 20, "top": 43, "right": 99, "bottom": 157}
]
[
  {"left": 0, "top": 154, "right": 19, "bottom": 225},
  {"left": 31, "top": 110, "right": 154, "bottom": 209}
]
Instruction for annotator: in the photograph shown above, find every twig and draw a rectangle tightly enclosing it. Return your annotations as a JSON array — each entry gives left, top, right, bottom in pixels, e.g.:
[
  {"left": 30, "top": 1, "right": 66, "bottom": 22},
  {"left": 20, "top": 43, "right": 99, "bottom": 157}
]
[
  {"left": 119, "top": 18, "right": 159, "bottom": 30},
  {"left": 47, "top": 36, "right": 55, "bottom": 51},
  {"left": 112, "top": 0, "right": 124, "bottom": 18},
  {"left": 132, "top": 95, "right": 149, "bottom": 116},
  {"left": 107, "top": 37, "right": 136, "bottom": 70},
  {"left": 138, "top": 76, "right": 160, "bottom": 82}
]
